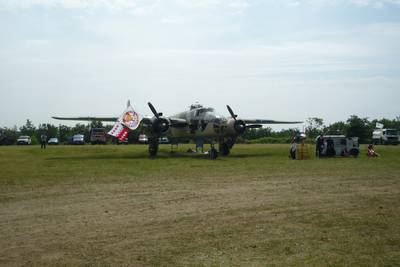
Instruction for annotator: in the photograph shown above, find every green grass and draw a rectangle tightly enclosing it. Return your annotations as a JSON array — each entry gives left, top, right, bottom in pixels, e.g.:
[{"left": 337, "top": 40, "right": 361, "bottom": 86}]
[{"left": 0, "top": 144, "right": 399, "bottom": 266}]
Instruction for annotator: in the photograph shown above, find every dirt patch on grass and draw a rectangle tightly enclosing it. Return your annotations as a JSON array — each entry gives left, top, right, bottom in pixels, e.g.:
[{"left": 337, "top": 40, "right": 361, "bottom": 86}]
[{"left": 1, "top": 173, "right": 400, "bottom": 266}]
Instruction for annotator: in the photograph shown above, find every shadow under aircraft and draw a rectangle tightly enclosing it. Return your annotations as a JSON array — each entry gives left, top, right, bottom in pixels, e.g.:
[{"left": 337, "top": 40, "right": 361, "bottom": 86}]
[{"left": 53, "top": 101, "right": 302, "bottom": 159}]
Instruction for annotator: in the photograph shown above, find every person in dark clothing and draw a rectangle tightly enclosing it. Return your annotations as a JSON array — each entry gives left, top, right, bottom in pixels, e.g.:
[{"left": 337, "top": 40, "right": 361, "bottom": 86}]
[
  {"left": 40, "top": 133, "right": 47, "bottom": 149},
  {"left": 326, "top": 138, "right": 336, "bottom": 157},
  {"left": 316, "top": 134, "right": 324, "bottom": 157}
]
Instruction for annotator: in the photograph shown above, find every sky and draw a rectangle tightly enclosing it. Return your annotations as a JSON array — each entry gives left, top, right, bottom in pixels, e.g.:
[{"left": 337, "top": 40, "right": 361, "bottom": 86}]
[{"left": 0, "top": 0, "right": 399, "bottom": 129}]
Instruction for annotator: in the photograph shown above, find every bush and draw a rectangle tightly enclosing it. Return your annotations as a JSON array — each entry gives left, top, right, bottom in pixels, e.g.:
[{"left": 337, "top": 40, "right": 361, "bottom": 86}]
[{"left": 31, "top": 136, "right": 39, "bottom": 145}]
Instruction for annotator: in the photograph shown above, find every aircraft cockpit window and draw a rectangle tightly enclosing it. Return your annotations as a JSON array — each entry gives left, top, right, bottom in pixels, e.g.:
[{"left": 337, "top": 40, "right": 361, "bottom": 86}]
[{"left": 196, "top": 108, "right": 209, "bottom": 116}]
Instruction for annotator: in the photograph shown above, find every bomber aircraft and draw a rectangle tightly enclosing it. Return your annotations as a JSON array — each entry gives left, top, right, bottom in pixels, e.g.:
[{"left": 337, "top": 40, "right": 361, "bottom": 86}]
[{"left": 53, "top": 101, "right": 302, "bottom": 159}]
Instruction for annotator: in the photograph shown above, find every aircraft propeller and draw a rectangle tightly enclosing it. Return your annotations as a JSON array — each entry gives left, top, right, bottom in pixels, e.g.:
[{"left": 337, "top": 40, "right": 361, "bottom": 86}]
[
  {"left": 226, "top": 105, "right": 262, "bottom": 134},
  {"left": 227, "top": 105, "right": 238, "bottom": 121},
  {"left": 148, "top": 102, "right": 163, "bottom": 118},
  {"left": 147, "top": 102, "right": 169, "bottom": 134},
  {"left": 147, "top": 102, "right": 187, "bottom": 135}
]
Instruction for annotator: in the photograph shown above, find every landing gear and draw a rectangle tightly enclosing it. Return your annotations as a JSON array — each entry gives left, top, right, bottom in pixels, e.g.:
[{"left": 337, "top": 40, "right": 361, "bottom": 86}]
[
  {"left": 148, "top": 138, "right": 159, "bottom": 157},
  {"left": 209, "top": 144, "right": 218, "bottom": 160},
  {"left": 219, "top": 138, "right": 236, "bottom": 156},
  {"left": 219, "top": 143, "right": 230, "bottom": 156}
]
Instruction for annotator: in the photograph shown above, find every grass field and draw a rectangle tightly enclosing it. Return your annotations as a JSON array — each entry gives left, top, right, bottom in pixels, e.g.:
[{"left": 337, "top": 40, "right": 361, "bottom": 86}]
[{"left": 0, "top": 144, "right": 399, "bottom": 266}]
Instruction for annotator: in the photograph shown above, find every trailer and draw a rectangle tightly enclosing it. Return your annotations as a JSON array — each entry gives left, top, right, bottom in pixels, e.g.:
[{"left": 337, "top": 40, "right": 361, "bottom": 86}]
[{"left": 319, "top": 135, "right": 360, "bottom": 158}]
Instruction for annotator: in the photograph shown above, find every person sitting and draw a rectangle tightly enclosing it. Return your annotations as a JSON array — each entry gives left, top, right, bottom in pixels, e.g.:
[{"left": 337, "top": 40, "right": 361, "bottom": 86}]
[{"left": 367, "top": 144, "right": 379, "bottom": 157}]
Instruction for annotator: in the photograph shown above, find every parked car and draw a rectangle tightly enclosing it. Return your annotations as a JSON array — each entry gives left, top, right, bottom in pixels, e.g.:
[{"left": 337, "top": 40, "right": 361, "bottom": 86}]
[
  {"left": 0, "top": 132, "right": 15, "bottom": 145},
  {"left": 0, "top": 137, "right": 14, "bottom": 145},
  {"left": 138, "top": 134, "right": 148, "bottom": 144},
  {"left": 158, "top": 137, "right": 169, "bottom": 144},
  {"left": 65, "top": 136, "right": 74, "bottom": 145},
  {"left": 72, "top": 134, "right": 85, "bottom": 145},
  {"left": 48, "top": 137, "right": 59, "bottom": 145},
  {"left": 17, "top": 136, "right": 32, "bottom": 145}
]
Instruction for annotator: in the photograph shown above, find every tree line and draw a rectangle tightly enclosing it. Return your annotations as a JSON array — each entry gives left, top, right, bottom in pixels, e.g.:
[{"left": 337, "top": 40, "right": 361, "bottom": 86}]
[{"left": 0, "top": 115, "right": 399, "bottom": 145}]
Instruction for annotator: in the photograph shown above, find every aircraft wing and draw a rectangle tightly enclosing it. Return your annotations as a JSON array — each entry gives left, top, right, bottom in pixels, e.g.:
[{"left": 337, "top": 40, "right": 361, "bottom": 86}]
[
  {"left": 52, "top": 116, "right": 118, "bottom": 122},
  {"left": 244, "top": 119, "right": 303, "bottom": 124}
]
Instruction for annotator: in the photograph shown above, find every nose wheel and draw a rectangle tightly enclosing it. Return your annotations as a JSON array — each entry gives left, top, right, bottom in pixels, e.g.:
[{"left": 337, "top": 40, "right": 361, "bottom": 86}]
[{"left": 148, "top": 138, "right": 159, "bottom": 157}]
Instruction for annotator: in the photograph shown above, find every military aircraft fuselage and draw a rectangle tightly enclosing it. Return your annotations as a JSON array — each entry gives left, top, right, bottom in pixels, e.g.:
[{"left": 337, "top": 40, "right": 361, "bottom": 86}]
[{"left": 144, "top": 104, "right": 238, "bottom": 142}]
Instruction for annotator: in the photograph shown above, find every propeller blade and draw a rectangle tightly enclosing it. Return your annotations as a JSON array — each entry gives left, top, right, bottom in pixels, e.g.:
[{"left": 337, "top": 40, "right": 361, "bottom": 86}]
[
  {"left": 226, "top": 105, "right": 237, "bottom": 121},
  {"left": 247, "top": 124, "right": 263, "bottom": 129},
  {"left": 148, "top": 102, "right": 159, "bottom": 119}
]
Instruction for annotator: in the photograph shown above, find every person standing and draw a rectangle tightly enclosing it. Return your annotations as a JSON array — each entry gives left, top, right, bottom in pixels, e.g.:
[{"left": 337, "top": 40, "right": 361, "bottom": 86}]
[
  {"left": 316, "top": 134, "right": 324, "bottom": 157},
  {"left": 290, "top": 137, "right": 297, "bottom": 160},
  {"left": 40, "top": 133, "right": 47, "bottom": 149}
]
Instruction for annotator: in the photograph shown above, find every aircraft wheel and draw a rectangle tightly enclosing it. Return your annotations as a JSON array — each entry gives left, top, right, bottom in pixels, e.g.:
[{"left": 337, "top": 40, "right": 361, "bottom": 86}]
[
  {"left": 219, "top": 143, "right": 230, "bottom": 156},
  {"left": 149, "top": 139, "right": 159, "bottom": 157},
  {"left": 209, "top": 148, "right": 218, "bottom": 160}
]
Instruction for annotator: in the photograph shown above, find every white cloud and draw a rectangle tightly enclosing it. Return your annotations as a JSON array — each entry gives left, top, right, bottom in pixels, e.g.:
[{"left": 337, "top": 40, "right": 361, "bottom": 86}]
[
  {"left": 2, "top": 0, "right": 400, "bottom": 11},
  {"left": 285, "top": 0, "right": 400, "bottom": 8},
  {"left": 0, "top": 0, "right": 251, "bottom": 12}
]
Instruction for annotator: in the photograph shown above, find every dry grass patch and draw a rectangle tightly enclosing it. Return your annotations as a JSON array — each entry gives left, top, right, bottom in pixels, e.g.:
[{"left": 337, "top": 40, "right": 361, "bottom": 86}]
[{"left": 0, "top": 144, "right": 399, "bottom": 266}]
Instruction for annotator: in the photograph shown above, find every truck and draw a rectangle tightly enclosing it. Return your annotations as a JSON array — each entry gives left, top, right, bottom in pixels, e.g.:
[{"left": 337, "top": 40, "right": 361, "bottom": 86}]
[
  {"left": 372, "top": 129, "right": 399, "bottom": 145},
  {"left": 319, "top": 135, "right": 360, "bottom": 158},
  {"left": 90, "top": 128, "right": 107, "bottom": 145}
]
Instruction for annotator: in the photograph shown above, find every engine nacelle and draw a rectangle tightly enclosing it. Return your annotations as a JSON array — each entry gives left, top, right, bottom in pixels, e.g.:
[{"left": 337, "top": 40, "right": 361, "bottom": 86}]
[
  {"left": 152, "top": 117, "right": 170, "bottom": 135},
  {"left": 226, "top": 118, "right": 246, "bottom": 135}
]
